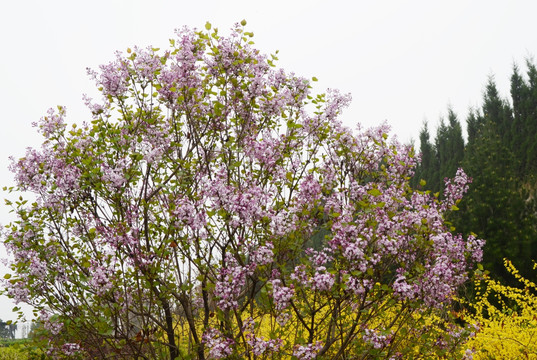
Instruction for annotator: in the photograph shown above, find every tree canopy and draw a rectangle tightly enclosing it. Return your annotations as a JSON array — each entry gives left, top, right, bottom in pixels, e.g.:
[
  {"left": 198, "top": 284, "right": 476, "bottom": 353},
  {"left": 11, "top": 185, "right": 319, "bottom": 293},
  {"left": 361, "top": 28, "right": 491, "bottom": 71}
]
[{"left": 2, "top": 22, "right": 483, "bottom": 359}]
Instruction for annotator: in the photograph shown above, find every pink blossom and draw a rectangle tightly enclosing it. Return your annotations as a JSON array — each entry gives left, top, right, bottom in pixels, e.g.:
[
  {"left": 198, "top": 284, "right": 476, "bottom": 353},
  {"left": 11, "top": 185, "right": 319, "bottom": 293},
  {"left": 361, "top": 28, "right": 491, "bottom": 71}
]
[
  {"left": 40, "top": 310, "right": 63, "bottom": 335},
  {"left": 466, "top": 235, "right": 485, "bottom": 263},
  {"left": 392, "top": 273, "right": 416, "bottom": 300},
  {"left": 100, "top": 161, "right": 127, "bottom": 188},
  {"left": 4, "top": 279, "right": 30, "bottom": 304},
  {"left": 311, "top": 268, "right": 335, "bottom": 292},
  {"left": 88, "top": 261, "right": 115, "bottom": 296},
  {"left": 87, "top": 58, "right": 129, "bottom": 96},
  {"left": 271, "top": 279, "right": 294, "bottom": 311},
  {"left": 32, "top": 107, "right": 67, "bottom": 138},
  {"left": 172, "top": 196, "right": 207, "bottom": 231},
  {"left": 251, "top": 242, "right": 274, "bottom": 266},
  {"left": 306, "top": 248, "right": 332, "bottom": 267},
  {"left": 243, "top": 319, "right": 283, "bottom": 356},
  {"left": 441, "top": 168, "right": 471, "bottom": 211},
  {"left": 291, "top": 265, "right": 309, "bottom": 284},
  {"left": 214, "top": 256, "right": 255, "bottom": 311},
  {"left": 61, "top": 343, "right": 81, "bottom": 356},
  {"left": 363, "top": 328, "right": 391, "bottom": 349},
  {"left": 293, "top": 341, "right": 323, "bottom": 360},
  {"left": 346, "top": 276, "right": 371, "bottom": 296},
  {"left": 202, "top": 328, "right": 234, "bottom": 359}
]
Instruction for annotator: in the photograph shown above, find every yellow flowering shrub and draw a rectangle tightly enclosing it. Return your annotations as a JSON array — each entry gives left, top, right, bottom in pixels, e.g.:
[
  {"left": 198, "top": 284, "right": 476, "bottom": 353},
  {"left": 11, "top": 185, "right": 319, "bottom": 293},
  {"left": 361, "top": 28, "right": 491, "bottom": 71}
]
[
  {"left": 0, "top": 347, "right": 28, "bottom": 360},
  {"left": 244, "top": 288, "right": 475, "bottom": 359},
  {"left": 462, "top": 259, "right": 537, "bottom": 359},
  {"left": 171, "top": 289, "right": 473, "bottom": 359},
  {"left": 165, "top": 260, "right": 537, "bottom": 360}
]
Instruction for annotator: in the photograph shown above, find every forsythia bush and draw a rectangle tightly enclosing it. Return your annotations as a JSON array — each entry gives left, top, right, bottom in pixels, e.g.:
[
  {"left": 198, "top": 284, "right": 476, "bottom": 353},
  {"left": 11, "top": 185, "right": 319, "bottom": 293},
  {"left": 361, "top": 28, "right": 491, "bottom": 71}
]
[
  {"left": 0, "top": 347, "right": 28, "bottom": 360},
  {"left": 462, "top": 260, "right": 537, "bottom": 359},
  {"left": 172, "top": 295, "right": 477, "bottom": 359}
]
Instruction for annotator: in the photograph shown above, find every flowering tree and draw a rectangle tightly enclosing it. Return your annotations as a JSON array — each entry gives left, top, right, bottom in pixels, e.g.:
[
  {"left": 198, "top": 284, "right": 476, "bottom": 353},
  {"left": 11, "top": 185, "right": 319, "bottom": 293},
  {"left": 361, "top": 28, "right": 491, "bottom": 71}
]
[{"left": 2, "top": 21, "right": 483, "bottom": 359}]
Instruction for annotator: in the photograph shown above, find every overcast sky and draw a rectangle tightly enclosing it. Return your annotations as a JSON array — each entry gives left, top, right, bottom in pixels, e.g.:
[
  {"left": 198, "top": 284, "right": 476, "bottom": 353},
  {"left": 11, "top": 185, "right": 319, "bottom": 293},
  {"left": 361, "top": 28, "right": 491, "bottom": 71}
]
[{"left": 1, "top": 0, "right": 537, "bottom": 324}]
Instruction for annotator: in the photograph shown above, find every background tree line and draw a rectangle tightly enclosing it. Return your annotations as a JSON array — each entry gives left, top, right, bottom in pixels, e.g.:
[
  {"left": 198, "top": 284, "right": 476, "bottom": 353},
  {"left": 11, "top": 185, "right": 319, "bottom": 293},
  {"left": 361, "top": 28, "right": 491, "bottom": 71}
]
[
  {"left": 412, "top": 59, "right": 537, "bottom": 284},
  {"left": 0, "top": 320, "right": 17, "bottom": 340}
]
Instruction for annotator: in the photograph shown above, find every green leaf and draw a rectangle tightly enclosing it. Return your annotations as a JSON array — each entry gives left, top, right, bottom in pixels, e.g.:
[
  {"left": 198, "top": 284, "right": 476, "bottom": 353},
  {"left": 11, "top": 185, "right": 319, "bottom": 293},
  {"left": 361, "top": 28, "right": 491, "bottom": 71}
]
[
  {"left": 286, "top": 172, "right": 294, "bottom": 182},
  {"left": 240, "top": 19, "right": 247, "bottom": 26},
  {"left": 368, "top": 188, "right": 382, "bottom": 197},
  {"left": 312, "top": 77, "right": 318, "bottom": 82},
  {"left": 3, "top": 273, "right": 11, "bottom": 279},
  {"left": 205, "top": 22, "right": 212, "bottom": 30}
]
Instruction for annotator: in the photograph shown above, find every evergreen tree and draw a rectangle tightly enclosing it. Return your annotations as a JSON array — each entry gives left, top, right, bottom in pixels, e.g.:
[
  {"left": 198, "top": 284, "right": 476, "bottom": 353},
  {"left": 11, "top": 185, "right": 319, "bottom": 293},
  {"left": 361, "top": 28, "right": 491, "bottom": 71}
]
[
  {"left": 413, "top": 109, "right": 465, "bottom": 193},
  {"left": 435, "top": 108, "right": 465, "bottom": 187},
  {"left": 454, "top": 121, "right": 533, "bottom": 280},
  {"left": 412, "top": 121, "right": 438, "bottom": 190},
  {"left": 519, "top": 60, "right": 537, "bottom": 174},
  {"left": 482, "top": 77, "right": 512, "bottom": 139},
  {"left": 466, "top": 108, "right": 482, "bottom": 145},
  {"left": 412, "top": 61, "right": 537, "bottom": 284},
  {"left": 509, "top": 64, "right": 526, "bottom": 160},
  {"left": 455, "top": 77, "right": 536, "bottom": 282},
  {"left": 415, "top": 73, "right": 537, "bottom": 284}
]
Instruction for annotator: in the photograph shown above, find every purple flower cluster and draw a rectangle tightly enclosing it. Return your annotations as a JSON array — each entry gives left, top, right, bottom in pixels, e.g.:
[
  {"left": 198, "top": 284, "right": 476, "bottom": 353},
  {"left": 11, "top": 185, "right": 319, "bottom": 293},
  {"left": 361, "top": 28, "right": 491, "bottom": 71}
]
[
  {"left": 172, "top": 195, "right": 207, "bottom": 232},
  {"left": 311, "top": 267, "right": 335, "bottom": 292},
  {"left": 251, "top": 242, "right": 274, "bottom": 266},
  {"left": 88, "top": 260, "right": 115, "bottom": 296},
  {"left": 246, "top": 334, "right": 283, "bottom": 356},
  {"left": 87, "top": 57, "right": 129, "bottom": 97},
  {"left": 271, "top": 279, "right": 294, "bottom": 311},
  {"left": 202, "top": 328, "right": 234, "bottom": 359},
  {"left": 61, "top": 343, "right": 81, "bottom": 356},
  {"left": 32, "top": 107, "right": 67, "bottom": 139},
  {"left": 363, "top": 328, "right": 391, "bottom": 349},
  {"left": 243, "top": 318, "right": 283, "bottom": 355},
  {"left": 441, "top": 169, "right": 471, "bottom": 212},
  {"left": 293, "top": 341, "right": 323, "bottom": 360},
  {"left": 214, "top": 255, "right": 255, "bottom": 311},
  {"left": 40, "top": 310, "right": 63, "bottom": 336}
]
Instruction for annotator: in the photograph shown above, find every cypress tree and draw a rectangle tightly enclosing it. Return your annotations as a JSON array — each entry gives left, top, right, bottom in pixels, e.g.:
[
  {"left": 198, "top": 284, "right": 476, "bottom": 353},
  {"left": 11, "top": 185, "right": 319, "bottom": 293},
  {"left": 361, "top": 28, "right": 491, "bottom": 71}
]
[
  {"left": 412, "top": 121, "right": 438, "bottom": 190},
  {"left": 414, "top": 65, "right": 537, "bottom": 284},
  {"left": 455, "top": 121, "right": 533, "bottom": 280},
  {"left": 435, "top": 108, "right": 465, "bottom": 185},
  {"left": 455, "top": 78, "right": 536, "bottom": 283}
]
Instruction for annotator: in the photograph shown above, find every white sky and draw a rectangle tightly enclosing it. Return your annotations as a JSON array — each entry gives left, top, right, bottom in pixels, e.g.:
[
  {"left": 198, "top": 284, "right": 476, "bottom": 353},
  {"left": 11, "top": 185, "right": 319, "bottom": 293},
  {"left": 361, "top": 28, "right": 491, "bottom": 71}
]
[{"left": 1, "top": 0, "right": 537, "bottom": 324}]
